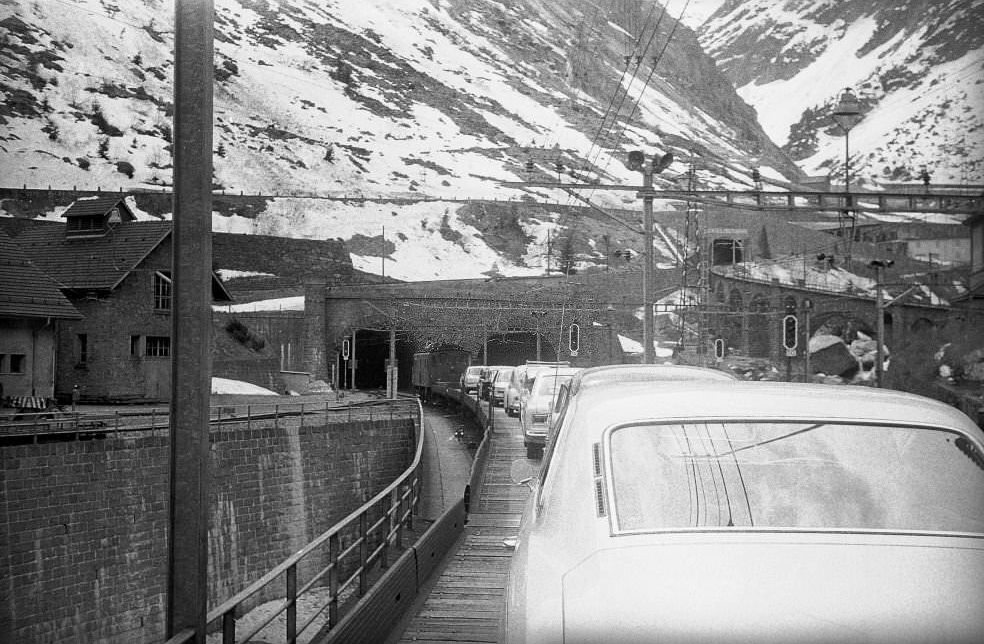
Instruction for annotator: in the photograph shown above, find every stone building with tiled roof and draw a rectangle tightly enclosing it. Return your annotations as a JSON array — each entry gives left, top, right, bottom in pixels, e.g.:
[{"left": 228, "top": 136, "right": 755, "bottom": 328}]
[
  {"left": 4, "top": 196, "right": 232, "bottom": 402},
  {"left": 0, "top": 229, "right": 82, "bottom": 401}
]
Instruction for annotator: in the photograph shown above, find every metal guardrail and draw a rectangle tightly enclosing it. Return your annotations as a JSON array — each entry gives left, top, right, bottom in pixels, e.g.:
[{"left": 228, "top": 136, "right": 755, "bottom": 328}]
[{"left": 156, "top": 397, "right": 425, "bottom": 644}]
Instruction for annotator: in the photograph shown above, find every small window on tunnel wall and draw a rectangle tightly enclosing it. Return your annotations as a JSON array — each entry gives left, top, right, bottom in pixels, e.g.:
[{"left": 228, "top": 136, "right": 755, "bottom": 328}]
[{"left": 712, "top": 239, "right": 744, "bottom": 265}]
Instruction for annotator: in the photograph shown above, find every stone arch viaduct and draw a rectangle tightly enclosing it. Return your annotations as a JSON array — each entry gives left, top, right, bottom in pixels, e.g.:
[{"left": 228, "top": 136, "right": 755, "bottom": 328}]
[
  {"left": 706, "top": 269, "right": 959, "bottom": 368},
  {"left": 298, "top": 266, "right": 968, "bottom": 388}
]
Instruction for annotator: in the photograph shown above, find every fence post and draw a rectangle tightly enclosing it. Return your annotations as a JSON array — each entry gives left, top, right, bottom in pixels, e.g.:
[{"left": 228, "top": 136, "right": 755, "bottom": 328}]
[
  {"left": 393, "top": 488, "right": 402, "bottom": 549},
  {"left": 275, "top": 404, "right": 279, "bottom": 431},
  {"left": 222, "top": 610, "right": 236, "bottom": 644},
  {"left": 328, "top": 532, "right": 339, "bottom": 628},
  {"left": 359, "top": 512, "right": 368, "bottom": 596},
  {"left": 300, "top": 402, "right": 304, "bottom": 430},
  {"left": 286, "top": 564, "right": 297, "bottom": 643},
  {"left": 246, "top": 404, "right": 251, "bottom": 431}
]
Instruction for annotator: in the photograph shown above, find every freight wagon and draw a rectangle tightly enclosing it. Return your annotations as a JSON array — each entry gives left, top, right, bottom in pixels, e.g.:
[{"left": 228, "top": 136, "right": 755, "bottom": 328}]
[{"left": 412, "top": 348, "right": 471, "bottom": 400}]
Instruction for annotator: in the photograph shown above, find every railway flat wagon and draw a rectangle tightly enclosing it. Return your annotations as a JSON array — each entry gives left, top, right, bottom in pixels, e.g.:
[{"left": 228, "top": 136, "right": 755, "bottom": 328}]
[{"left": 412, "top": 349, "right": 470, "bottom": 400}]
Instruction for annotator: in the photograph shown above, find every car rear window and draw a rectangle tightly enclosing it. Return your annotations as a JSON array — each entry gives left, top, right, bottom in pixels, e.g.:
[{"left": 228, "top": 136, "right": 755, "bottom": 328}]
[{"left": 606, "top": 421, "right": 984, "bottom": 535}]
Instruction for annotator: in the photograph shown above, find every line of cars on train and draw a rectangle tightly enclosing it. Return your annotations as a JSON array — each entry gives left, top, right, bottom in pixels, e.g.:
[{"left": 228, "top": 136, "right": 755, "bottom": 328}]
[
  {"left": 413, "top": 349, "right": 984, "bottom": 643},
  {"left": 413, "top": 349, "right": 575, "bottom": 458}
]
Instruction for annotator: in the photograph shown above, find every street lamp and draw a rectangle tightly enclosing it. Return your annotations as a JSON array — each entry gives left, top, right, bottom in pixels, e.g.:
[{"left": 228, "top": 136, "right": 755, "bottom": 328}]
[
  {"left": 832, "top": 88, "right": 863, "bottom": 259},
  {"left": 627, "top": 149, "right": 674, "bottom": 364},
  {"left": 868, "top": 259, "right": 894, "bottom": 388},
  {"left": 831, "top": 88, "right": 863, "bottom": 190}
]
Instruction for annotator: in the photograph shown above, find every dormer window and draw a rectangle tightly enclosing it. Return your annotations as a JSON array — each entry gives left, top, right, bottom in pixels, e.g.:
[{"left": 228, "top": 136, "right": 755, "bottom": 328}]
[
  {"left": 62, "top": 197, "right": 136, "bottom": 238},
  {"left": 66, "top": 214, "right": 106, "bottom": 236}
]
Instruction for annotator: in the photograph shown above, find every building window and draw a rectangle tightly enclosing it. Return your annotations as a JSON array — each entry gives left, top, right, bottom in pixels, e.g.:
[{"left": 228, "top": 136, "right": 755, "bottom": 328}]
[
  {"left": 145, "top": 336, "right": 171, "bottom": 358},
  {"left": 77, "top": 334, "right": 88, "bottom": 366},
  {"left": 67, "top": 215, "right": 104, "bottom": 234},
  {"left": 154, "top": 271, "right": 172, "bottom": 311},
  {"left": 0, "top": 354, "right": 26, "bottom": 374},
  {"left": 130, "top": 335, "right": 141, "bottom": 356}
]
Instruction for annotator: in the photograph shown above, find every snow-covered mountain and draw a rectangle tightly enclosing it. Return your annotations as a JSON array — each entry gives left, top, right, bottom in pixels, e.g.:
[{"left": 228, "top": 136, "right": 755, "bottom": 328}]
[
  {"left": 697, "top": 0, "right": 984, "bottom": 186},
  {"left": 2, "top": 0, "right": 978, "bottom": 285},
  {"left": 0, "top": 0, "right": 804, "bottom": 281}
]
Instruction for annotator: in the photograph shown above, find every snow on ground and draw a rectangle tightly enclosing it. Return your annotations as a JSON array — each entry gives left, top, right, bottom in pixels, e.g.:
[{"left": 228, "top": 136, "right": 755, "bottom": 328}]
[
  {"left": 618, "top": 334, "right": 675, "bottom": 358},
  {"left": 736, "top": 17, "right": 884, "bottom": 146},
  {"left": 213, "top": 296, "right": 304, "bottom": 312},
  {"left": 210, "top": 377, "right": 278, "bottom": 395},
  {"left": 723, "top": 260, "right": 878, "bottom": 297},
  {"left": 211, "top": 198, "right": 546, "bottom": 281},
  {"left": 671, "top": 0, "right": 727, "bottom": 30},
  {"left": 215, "top": 269, "right": 277, "bottom": 280}
]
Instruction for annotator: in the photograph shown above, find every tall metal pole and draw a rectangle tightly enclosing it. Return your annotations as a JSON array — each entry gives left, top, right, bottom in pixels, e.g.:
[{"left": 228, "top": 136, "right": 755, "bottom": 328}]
[
  {"left": 803, "top": 304, "right": 812, "bottom": 383},
  {"left": 350, "top": 329, "right": 357, "bottom": 390},
  {"left": 388, "top": 328, "right": 396, "bottom": 399},
  {"left": 844, "top": 130, "right": 851, "bottom": 193},
  {"left": 875, "top": 265, "right": 885, "bottom": 388},
  {"left": 642, "top": 167, "right": 654, "bottom": 364},
  {"left": 168, "top": 0, "right": 213, "bottom": 641}
]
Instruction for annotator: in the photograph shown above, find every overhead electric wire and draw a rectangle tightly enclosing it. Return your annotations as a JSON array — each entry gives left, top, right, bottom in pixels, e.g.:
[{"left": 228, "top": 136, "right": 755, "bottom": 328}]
[
  {"left": 580, "top": 1, "right": 670, "bottom": 184},
  {"left": 593, "top": 0, "right": 692, "bottom": 186}
]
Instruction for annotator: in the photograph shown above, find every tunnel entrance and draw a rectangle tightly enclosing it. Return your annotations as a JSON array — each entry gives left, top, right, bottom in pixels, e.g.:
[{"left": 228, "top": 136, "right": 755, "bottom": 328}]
[
  {"left": 484, "top": 332, "right": 557, "bottom": 365},
  {"left": 336, "top": 330, "right": 417, "bottom": 391}
]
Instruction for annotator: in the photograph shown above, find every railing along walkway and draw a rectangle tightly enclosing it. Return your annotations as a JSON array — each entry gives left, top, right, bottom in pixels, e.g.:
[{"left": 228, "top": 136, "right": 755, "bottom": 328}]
[
  {"left": 0, "top": 397, "right": 409, "bottom": 439},
  {"left": 395, "top": 404, "right": 529, "bottom": 643}
]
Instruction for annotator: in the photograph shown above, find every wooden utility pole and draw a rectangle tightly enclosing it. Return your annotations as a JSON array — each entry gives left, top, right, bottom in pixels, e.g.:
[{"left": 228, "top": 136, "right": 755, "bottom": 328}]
[{"left": 167, "top": 0, "right": 213, "bottom": 641}]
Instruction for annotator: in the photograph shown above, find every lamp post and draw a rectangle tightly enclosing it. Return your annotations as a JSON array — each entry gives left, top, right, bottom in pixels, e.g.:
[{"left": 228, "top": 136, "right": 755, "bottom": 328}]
[
  {"left": 832, "top": 88, "right": 863, "bottom": 191},
  {"left": 802, "top": 298, "right": 813, "bottom": 382},
  {"left": 627, "top": 150, "right": 673, "bottom": 364},
  {"left": 531, "top": 310, "right": 547, "bottom": 360},
  {"left": 868, "top": 259, "right": 894, "bottom": 388},
  {"left": 832, "top": 88, "right": 863, "bottom": 258}
]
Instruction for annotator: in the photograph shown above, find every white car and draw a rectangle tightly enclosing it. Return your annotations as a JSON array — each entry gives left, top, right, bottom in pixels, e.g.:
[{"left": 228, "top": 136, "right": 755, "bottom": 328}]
[
  {"left": 547, "top": 363, "right": 737, "bottom": 433},
  {"left": 520, "top": 366, "right": 580, "bottom": 458},
  {"left": 459, "top": 365, "right": 483, "bottom": 394},
  {"left": 504, "top": 381, "right": 984, "bottom": 644},
  {"left": 491, "top": 367, "right": 515, "bottom": 406}
]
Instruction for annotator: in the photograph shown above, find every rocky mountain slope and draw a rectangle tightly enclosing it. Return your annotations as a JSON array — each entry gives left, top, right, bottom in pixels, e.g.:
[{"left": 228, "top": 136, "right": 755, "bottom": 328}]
[
  {"left": 697, "top": 0, "right": 984, "bottom": 186},
  {"left": 0, "top": 0, "right": 807, "bottom": 281}
]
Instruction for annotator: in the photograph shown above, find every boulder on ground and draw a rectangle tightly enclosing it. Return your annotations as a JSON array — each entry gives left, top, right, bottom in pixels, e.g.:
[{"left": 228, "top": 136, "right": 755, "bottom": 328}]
[{"left": 811, "top": 340, "right": 858, "bottom": 378}]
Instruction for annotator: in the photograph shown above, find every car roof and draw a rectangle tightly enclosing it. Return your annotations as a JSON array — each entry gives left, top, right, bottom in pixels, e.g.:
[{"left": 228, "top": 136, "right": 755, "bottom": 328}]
[
  {"left": 530, "top": 366, "right": 581, "bottom": 380},
  {"left": 567, "top": 381, "right": 982, "bottom": 437},
  {"left": 569, "top": 364, "right": 735, "bottom": 395}
]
